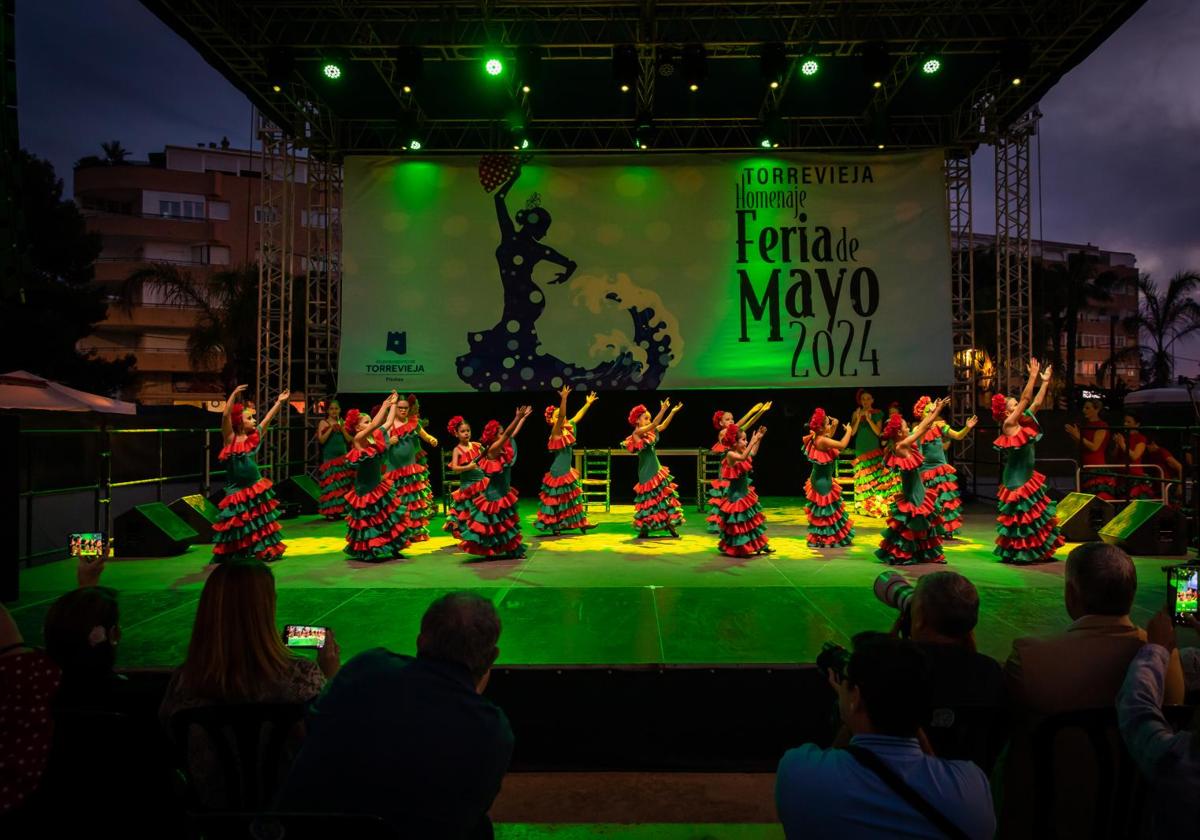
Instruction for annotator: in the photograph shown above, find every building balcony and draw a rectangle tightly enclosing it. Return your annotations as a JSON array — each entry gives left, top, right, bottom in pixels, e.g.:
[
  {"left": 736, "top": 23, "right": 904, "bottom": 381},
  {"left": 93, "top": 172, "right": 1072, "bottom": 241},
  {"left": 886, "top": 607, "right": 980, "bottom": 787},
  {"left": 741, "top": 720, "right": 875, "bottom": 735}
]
[
  {"left": 85, "top": 345, "right": 220, "bottom": 375},
  {"left": 85, "top": 211, "right": 217, "bottom": 242},
  {"left": 75, "top": 164, "right": 221, "bottom": 197},
  {"left": 93, "top": 303, "right": 207, "bottom": 331}
]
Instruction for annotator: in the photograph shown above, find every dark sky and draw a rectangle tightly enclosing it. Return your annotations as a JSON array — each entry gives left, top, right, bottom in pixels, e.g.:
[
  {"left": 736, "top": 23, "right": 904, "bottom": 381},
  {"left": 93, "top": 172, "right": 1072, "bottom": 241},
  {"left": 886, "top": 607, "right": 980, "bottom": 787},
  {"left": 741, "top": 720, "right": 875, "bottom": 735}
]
[{"left": 17, "top": 0, "right": 1199, "bottom": 282}]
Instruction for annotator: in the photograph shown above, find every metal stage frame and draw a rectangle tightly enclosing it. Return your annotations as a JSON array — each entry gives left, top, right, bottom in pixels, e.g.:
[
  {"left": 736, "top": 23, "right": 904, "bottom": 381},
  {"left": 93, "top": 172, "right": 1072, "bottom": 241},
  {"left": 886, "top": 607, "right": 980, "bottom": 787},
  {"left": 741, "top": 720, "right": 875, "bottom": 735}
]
[{"left": 140, "top": 0, "right": 1145, "bottom": 479}]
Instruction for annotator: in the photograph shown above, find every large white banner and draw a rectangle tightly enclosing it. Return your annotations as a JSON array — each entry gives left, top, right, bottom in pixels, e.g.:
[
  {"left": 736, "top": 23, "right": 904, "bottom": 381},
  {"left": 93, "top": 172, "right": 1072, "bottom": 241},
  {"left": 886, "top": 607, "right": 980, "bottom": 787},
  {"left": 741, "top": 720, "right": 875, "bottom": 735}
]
[{"left": 339, "top": 151, "right": 953, "bottom": 392}]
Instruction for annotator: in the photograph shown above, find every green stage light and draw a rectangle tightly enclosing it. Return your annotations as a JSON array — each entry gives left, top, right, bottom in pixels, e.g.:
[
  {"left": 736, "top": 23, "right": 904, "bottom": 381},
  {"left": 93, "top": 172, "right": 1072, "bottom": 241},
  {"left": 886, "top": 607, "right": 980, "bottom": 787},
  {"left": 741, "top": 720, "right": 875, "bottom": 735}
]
[
  {"left": 485, "top": 57, "right": 504, "bottom": 76},
  {"left": 800, "top": 57, "right": 819, "bottom": 77},
  {"left": 407, "top": 139, "right": 422, "bottom": 151},
  {"left": 760, "top": 139, "right": 772, "bottom": 148},
  {"left": 322, "top": 61, "right": 342, "bottom": 80},
  {"left": 921, "top": 56, "right": 942, "bottom": 75}
]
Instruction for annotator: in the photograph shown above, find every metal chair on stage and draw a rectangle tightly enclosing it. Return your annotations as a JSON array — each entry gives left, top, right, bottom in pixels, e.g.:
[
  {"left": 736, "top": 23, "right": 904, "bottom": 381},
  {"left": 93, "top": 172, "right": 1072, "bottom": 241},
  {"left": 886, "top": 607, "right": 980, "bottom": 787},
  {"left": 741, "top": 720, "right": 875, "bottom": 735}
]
[
  {"left": 836, "top": 448, "right": 857, "bottom": 508},
  {"left": 440, "top": 449, "right": 461, "bottom": 515},
  {"left": 698, "top": 448, "right": 721, "bottom": 513},
  {"left": 578, "top": 448, "right": 612, "bottom": 513}
]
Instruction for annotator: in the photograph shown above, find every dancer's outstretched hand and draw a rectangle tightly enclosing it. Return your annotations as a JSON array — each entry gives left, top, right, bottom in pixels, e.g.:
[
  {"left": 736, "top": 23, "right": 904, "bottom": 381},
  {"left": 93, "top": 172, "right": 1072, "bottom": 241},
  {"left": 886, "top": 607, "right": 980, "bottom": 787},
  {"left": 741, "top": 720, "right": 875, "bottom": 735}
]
[
  {"left": 1027, "top": 357, "right": 1041, "bottom": 377},
  {"left": 659, "top": 398, "right": 671, "bottom": 411},
  {"left": 559, "top": 385, "right": 571, "bottom": 398},
  {"left": 1040, "top": 365, "right": 1053, "bottom": 382},
  {"left": 966, "top": 415, "right": 979, "bottom": 429},
  {"left": 585, "top": 392, "right": 598, "bottom": 405},
  {"left": 276, "top": 390, "right": 290, "bottom": 404}
]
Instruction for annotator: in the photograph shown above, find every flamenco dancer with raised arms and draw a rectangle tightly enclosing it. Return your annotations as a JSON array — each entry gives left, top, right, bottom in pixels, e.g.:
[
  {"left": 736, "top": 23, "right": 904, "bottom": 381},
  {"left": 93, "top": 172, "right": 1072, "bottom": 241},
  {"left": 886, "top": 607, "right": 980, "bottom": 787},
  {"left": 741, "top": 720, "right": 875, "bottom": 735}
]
[
  {"left": 458, "top": 407, "right": 533, "bottom": 560},
  {"left": 802, "top": 408, "right": 857, "bottom": 549},
  {"left": 212, "top": 385, "right": 289, "bottom": 563},
  {"left": 991, "top": 359, "right": 1064, "bottom": 564},
  {"left": 343, "top": 394, "right": 413, "bottom": 562},
  {"left": 314, "top": 399, "right": 353, "bottom": 520},
  {"left": 624, "top": 399, "right": 686, "bottom": 539},
  {"left": 707, "top": 402, "right": 771, "bottom": 533},
  {"left": 911, "top": 395, "right": 977, "bottom": 539},
  {"left": 442, "top": 415, "right": 485, "bottom": 540},
  {"left": 535, "top": 385, "right": 600, "bottom": 536},
  {"left": 715, "top": 423, "right": 773, "bottom": 557},
  {"left": 875, "top": 397, "right": 950, "bottom": 566}
]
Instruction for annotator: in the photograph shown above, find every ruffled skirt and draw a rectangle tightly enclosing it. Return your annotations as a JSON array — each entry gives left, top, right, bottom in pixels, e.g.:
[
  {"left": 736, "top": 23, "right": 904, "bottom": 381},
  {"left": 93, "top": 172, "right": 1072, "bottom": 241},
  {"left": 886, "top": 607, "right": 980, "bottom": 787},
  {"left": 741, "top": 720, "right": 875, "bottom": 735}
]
[{"left": 213, "top": 477, "right": 286, "bottom": 562}]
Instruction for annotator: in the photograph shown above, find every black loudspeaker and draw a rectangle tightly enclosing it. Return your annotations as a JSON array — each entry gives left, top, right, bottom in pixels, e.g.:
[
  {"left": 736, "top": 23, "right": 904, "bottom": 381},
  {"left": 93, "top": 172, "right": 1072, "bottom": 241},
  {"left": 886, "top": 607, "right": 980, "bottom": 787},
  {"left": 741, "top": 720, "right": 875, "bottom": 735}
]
[
  {"left": 1055, "top": 492, "right": 1116, "bottom": 543},
  {"left": 1099, "top": 500, "right": 1189, "bottom": 557},
  {"left": 278, "top": 475, "right": 321, "bottom": 515},
  {"left": 168, "top": 494, "right": 220, "bottom": 544},
  {"left": 113, "top": 503, "right": 199, "bottom": 558}
]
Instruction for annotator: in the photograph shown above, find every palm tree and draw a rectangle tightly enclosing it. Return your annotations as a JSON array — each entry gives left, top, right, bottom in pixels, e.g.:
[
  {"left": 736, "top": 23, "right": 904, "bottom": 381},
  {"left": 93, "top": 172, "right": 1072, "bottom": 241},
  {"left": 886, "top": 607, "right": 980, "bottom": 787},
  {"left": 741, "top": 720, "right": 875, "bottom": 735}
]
[
  {"left": 119, "top": 263, "right": 260, "bottom": 391},
  {"left": 100, "top": 140, "right": 130, "bottom": 164},
  {"left": 1102, "top": 271, "right": 1200, "bottom": 388},
  {"left": 1044, "top": 252, "right": 1119, "bottom": 406}
]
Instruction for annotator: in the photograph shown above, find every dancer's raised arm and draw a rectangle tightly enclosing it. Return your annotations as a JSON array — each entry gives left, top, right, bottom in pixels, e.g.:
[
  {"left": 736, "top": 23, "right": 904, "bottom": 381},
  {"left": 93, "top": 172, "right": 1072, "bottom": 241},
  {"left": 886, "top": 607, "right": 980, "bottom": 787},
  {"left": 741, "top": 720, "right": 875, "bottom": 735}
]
[
  {"left": 222, "top": 384, "right": 249, "bottom": 443},
  {"left": 1004, "top": 359, "right": 1041, "bottom": 430},
  {"left": 656, "top": 401, "right": 684, "bottom": 433},
  {"left": 1030, "top": 365, "right": 1053, "bottom": 414},
  {"left": 570, "top": 391, "right": 598, "bottom": 425},
  {"left": 902, "top": 398, "right": 947, "bottom": 448},
  {"left": 359, "top": 393, "right": 397, "bottom": 443},
  {"left": 258, "top": 390, "right": 291, "bottom": 435},
  {"left": 552, "top": 386, "right": 570, "bottom": 437},
  {"left": 943, "top": 415, "right": 978, "bottom": 441}
]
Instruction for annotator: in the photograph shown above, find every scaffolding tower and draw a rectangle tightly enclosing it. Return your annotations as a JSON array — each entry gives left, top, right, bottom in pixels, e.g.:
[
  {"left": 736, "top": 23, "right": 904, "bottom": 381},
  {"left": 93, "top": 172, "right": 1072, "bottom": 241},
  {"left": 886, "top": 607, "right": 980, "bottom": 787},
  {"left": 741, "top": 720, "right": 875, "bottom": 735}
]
[
  {"left": 993, "top": 110, "right": 1039, "bottom": 396},
  {"left": 304, "top": 150, "right": 343, "bottom": 472},
  {"left": 945, "top": 150, "right": 975, "bottom": 470}
]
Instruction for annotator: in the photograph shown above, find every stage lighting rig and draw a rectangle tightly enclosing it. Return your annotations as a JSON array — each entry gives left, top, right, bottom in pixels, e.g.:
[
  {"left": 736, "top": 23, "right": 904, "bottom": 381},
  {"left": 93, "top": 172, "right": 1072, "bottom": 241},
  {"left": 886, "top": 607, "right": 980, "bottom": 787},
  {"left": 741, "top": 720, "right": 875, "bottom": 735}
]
[
  {"left": 761, "top": 43, "right": 786, "bottom": 89},
  {"left": 634, "top": 113, "right": 654, "bottom": 150},
  {"left": 613, "top": 44, "right": 639, "bottom": 93},
  {"left": 395, "top": 46, "right": 422, "bottom": 94},
  {"left": 921, "top": 55, "right": 942, "bottom": 75},
  {"left": 799, "top": 53, "right": 820, "bottom": 77},
  {"left": 320, "top": 51, "right": 346, "bottom": 82},
  {"left": 682, "top": 44, "right": 707, "bottom": 92},
  {"left": 759, "top": 110, "right": 784, "bottom": 149},
  {"left": 862, "top": 42, "right": 889, "bottom": 89},
  {"left": 484, "top": 54, "right": 505, "bottom": 77}
]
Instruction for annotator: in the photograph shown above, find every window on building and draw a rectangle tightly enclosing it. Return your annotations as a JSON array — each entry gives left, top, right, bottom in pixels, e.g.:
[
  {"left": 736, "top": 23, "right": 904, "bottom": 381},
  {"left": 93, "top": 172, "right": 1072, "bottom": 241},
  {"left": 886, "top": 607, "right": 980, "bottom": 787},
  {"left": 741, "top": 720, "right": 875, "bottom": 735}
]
[
  {"left": 1076, "top": 361, "right": 1100, "bottom": 375},
  {"left": 159, "top": 200, "right": 181, "bottom": 218},
  {"left": 254, "top": 205, "right": 279, "bottom": 224},
  {"left": 208, "top": 201, "right": 231, "bottom": 221}
]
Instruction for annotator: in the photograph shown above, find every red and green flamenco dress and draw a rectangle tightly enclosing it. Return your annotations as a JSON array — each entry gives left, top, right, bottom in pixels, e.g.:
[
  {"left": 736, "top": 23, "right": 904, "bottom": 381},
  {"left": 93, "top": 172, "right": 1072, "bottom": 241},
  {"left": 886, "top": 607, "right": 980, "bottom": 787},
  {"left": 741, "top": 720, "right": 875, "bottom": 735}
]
[
  {"left": 629, "top": 431, "right": 685, "bottom": 534},
  {"left": 918, "top": 423, "right": 963, "bottom": 539},
  {"left": 212, "top": 432, "right": 286, "bottom": 562},
  {"left": 875, "top": 448, "right": 944, "bottom": 565},
  {"left": 717, "top": 455, "right": 769, "bottom": 556},
  {"left": 459, "top": 440, "right": 524, "bottom": 558},
  {"left": 384, "top": 419, "right": 431, "bottom": 544},
  {"left": 413, "top": 422, "right": 436, "bottom": 521},
  {"left": 994, "top": 414, "right": 1064, "bottom": 564},
  {"left": 852, "top": 410, "right": 896, "bottom": 518},
  {"left": 1079, "top": 421, "right": 1117, "bottom": 499},
  {"left": 804, "top": 438, "right": 854, "bottom": 548},
  {"left": 535, "top": 422, "right": 592, "bottom": 534},
  {"left": 706, "top": 441, "right": 728, "bottom": 534},
  {"left": 343, "top": 435, "right": 411, "bottom": 561},
  {"left": 316, "top": 425, "right": 353, "bottom": 519},
  {"left": 1123, "top": 430, "right": 1158, "bottom": 499},
  {"left": 443, "top": 442, "right": 486, "bottom": 540}
]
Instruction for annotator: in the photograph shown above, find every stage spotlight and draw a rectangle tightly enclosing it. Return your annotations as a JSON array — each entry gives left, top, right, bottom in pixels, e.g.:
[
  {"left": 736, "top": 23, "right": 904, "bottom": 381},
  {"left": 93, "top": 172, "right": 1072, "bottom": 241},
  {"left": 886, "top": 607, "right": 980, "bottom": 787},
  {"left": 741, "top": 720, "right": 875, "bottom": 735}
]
[
  {"left": 759, "top": 110, "right": 783, "bottom": 149},
  {"left": 682, "top": 43, "right": 707, "bottom": 92},
  {"left": 799, "top": 55, "right": 820, "bottom": 77},
  {"left": 871, "top": 110, "right": 889, "bottom": 150},
  {"left": 407, "top": 139, "right": 422, "bottom": 151},
  {"left": 516, "top": 45, "right": 542, "bottom": 93},
  {"left": 634, "top": 113, "right": 654, "bottom": 150},
  {"left": 395, "top": 46, "right": 422, "bottom": 94},
  {"left": 265, "top": 48, "right": 293, "bottom": 93},
  {"left": 613, "top": 44, "right": 639, "bottom": 93},
  {"left": 484, "top": 56, "right": 505, "bottom": 77},
  {"left": 862, "top": 41, "right": 889, "bottom": 89},
  {"left": 761, "top": 42, "right": 786, "bottom": 89},
  {"left": 921, "top": 55, "right": 942, "bottom": 75},
  {"left": 1000, "top": 40, "right": 1031, "bottom": 87},
  {"left": 321, "top": 54, "right": 345, "bottom": 81}
]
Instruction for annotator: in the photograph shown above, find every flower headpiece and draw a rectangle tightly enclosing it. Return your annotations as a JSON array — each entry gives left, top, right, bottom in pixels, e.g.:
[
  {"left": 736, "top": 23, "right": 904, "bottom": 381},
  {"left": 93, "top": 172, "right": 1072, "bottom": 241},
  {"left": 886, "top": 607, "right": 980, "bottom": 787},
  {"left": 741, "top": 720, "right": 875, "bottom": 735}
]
[
  {"left": 808, "top": 408, "right": 827, "bottom": 435},
  {"left": 712, "top": 410, "right": 728, "bottom": 431},
  {"left": 628, "top": 404, "right": 648, "bottom": 426},
  {"left": 881, "top": 413, "right": 905, "bottom": 442},
  {"left": 447, "top": 415, "right": 466, "bottom": 435},
  {"left": 913, "top": 395, "right": 931, "bottom": 420}
]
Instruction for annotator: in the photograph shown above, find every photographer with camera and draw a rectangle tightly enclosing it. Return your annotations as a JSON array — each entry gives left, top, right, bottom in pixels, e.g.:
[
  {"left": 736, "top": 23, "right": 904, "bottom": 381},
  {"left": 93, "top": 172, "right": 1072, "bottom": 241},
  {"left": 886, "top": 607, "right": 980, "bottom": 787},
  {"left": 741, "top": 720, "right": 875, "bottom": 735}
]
[{"left": 776, "top": 633, "right": 995, "bottom": 839}]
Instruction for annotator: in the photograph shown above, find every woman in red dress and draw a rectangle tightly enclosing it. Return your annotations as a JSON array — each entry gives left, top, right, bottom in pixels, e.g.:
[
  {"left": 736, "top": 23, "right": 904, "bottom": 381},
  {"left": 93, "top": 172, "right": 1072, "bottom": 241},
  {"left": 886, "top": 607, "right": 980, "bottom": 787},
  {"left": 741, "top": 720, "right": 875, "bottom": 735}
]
[
  {"left": 1112, "top": 413, "right": 1158, "bottom": 499},
  {"left": 1064, "top": 398, "right": 1116, "bottom": 499}
]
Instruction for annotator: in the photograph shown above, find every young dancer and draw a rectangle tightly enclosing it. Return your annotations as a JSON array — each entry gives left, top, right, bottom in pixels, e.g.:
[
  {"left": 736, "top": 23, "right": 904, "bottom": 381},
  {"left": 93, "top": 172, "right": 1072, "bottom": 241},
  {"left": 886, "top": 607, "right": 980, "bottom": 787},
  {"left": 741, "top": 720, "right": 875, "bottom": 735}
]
[
  {"left": 875, "top": 397, "right": 950, "bottom": 566},
  {"left": 459, "top": 407, "right": 533, "bottom": 559},
  {"left": 343, "top": 394, "right": 412, "bottom": 562},
  {"left": 407, "top": 395, "right": 440, "bottom": 522},
  {"left": 1112, "top": 413, "right": 1158, "bottom": 499},
  {"left": 315, "top": 400, "right": 353, "bottom": 520},
  {"left": 992, "top": 359, "right": 1064, "bottom": 564},
  {"left": 212, "top": 385, "right": 289, "bottom": 563},
  {"left": 624, "top": 399, "right": 686, "bottom": 538},
  {"left": 715, "top": 424, "right": 772, "bottom": 557},
  {"left": 535, "top": 386, "right": 599, "bottom": 536},
  {"left": 803, "top": 408, "right": 857, "bottom": 548},
  {"left": 913, "top": 396, "right": 977, "bottom": 539},
  {"left": 850, "top": 389, "right": 893, "bottom": 518},
  {"left": 707, "top": 402, "right": 771, "bottom": 533},
  {"left": 383, "top": 395, "right": 437, "bottom": 543},
  {"left": 1064, "top": 398, "right": 1117, "bottom": 499},
  {"left": 442, "top": 416, "right": 486, "bottom": 540}
]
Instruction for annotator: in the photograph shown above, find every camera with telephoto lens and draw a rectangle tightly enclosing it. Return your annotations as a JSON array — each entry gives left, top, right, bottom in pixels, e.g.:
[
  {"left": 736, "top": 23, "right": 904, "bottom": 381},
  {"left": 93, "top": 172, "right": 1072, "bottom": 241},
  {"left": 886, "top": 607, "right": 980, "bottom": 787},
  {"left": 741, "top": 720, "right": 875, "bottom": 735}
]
[
  {"left": 816, "top": 641, "right": 851, "bottom": 682},
  {"left": 874, "top": 570, "right": 916, "bottom": 636}
]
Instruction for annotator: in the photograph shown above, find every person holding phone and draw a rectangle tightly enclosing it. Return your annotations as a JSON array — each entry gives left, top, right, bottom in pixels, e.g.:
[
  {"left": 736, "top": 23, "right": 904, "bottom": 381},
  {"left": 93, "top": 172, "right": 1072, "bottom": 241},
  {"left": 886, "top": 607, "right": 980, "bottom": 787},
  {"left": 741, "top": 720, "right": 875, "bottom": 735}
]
[{"left": 212, "top": 384, "right": 289, "bottom": 563}]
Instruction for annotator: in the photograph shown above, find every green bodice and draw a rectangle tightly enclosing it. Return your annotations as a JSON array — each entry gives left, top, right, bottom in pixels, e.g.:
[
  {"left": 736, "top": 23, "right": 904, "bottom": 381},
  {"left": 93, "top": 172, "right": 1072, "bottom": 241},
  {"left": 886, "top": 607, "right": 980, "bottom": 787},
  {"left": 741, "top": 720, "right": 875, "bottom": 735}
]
[
  {"left": 808, "top": 460, "right": 835, "bottom": 496},
  {"left": 385, "top": 428, "right": 418, "bottom": 471},
  {"left": 919, "top": 428, "right": 948, "bottom": 467},
  {"left": 636, "top": 438, "right": 663, "bottom": 484},
  {"left": 854, "top": 411, "right": 883, "bottom": 451},
  {"left": 353, "top": 448, "right": 385, "bottom": 494},
  {"left": 900, "top": 462, "right": 926, "bottom": 506},
  {"left": 320, "top": 426, "right": 347, "bottom": 461}
]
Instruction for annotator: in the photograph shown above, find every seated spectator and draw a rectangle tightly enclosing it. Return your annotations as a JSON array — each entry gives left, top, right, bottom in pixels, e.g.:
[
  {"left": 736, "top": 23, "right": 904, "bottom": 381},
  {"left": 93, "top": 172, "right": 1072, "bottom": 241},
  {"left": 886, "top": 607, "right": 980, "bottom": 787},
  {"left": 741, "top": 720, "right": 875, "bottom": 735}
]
[
  {"left": 160, "top": 559, "right": 339, "bottom": 808},
  {"left": 909, "top": 571, "right": 1006, "bottom": 709},
  {"left": 1118, "top": 605, "right": 1200, "bottom": 838},
  {"left": 0, "top": 603, "right": 61, "bottom": 817},
  {"left": 277, "top": 592, "right": 514, "bottom": 839},
  {"left": 776, "top": 632, "right": 995, "bottom": 840},
  {"left": 1005, "top": 542, "right": 1185, "bottom": 714}
]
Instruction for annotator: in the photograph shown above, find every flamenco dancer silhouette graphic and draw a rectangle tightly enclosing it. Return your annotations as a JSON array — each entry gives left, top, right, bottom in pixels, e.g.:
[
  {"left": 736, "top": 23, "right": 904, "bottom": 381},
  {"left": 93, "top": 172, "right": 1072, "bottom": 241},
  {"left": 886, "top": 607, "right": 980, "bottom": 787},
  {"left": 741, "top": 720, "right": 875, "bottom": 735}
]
[{"left": 456, "top": 157, "right": 675, "bottom": 392}]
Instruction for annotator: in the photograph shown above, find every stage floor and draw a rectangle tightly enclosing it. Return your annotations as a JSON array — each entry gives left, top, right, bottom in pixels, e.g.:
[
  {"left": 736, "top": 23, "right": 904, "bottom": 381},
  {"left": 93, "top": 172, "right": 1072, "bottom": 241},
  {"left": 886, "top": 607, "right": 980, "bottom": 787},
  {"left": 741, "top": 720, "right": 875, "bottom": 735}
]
[{"left": 8, "top": 498, "right": 1181, "bottom": 669}]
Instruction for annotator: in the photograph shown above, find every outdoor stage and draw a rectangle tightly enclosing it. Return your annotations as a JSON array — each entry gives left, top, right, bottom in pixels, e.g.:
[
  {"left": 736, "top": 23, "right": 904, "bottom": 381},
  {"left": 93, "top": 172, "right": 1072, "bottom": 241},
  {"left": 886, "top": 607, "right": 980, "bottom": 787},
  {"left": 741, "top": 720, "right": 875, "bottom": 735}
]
[{"left": 9, "top": 499, "right": 1175, "bottom": 669}]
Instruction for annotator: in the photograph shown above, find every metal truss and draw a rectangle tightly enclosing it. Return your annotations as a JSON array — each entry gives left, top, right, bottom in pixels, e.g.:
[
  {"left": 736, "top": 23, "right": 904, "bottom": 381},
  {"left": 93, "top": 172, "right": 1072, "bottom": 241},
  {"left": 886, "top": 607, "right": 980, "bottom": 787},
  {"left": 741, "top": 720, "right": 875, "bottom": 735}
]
[
  {"left": 994, "top": 110, "right": 1038, "bottom": 397},
  {"left": 303, "top": 151, "right": 343, "bottom": 475},
  {"left": 945, "top": 150, "right": 975, "bottom": 471},
  {"left": 256, "top": 113, "right": 297, "bottom": 480}
]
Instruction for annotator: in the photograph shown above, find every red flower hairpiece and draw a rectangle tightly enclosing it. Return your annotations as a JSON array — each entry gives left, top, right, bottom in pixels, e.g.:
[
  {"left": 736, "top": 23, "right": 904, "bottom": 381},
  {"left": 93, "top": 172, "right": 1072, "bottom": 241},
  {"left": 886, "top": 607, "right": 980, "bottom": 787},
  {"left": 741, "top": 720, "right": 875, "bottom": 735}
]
[
  {"left": 544, "top": 405, "right": 558, "bottom": 425},
  {"left": 481, "top": 419, "right": 503, "bottom": 446},
  {"left": 229, "top": 403, "right": 245, "bottom": 431},
  {"left": 712, "top": 410, "right": 728, "bottom": 431},
  {"left": 991, "top": 393, "right": 1009, "bottom": 423},
  {"left": 913, "top": 395, "right": 931, "bottom": 421},
  {"left": 344, "top": 408, "right": 362, "bottom": 430},
  {"left": 808, "top": 408, "right": 827, "bottom": 434},
  {"left": 446, "top": 415, "right": 465, "bottom": 435},
  {"left": 881, "top": 413, "right": 905, "bottom": 442},
  {"left": 721, "top": 423, "right": 741, "bottom": 450},
  {"left": 628, "top": 404, "right": 648, "bottom": 427}
]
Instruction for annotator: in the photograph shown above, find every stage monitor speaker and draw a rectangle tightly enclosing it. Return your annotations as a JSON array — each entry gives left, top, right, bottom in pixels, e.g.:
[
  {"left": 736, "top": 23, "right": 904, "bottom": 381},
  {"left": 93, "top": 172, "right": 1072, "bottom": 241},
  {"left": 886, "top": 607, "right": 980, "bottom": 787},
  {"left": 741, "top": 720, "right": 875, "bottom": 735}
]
[
  {"left": 1055, "top": 492, "right": 1116, "bottom": 543},
  {"left": 168, "top": 494, "right": 219, "bottom": 544},
  {"left": 1099, "top": 500, "right": 1189, "bottom": 557},
  {"left": 113, "top": 503, "right": 198, "bottom": 558},
  {"left": 279, "top": 475, "right": 321, "bottom": 515}
]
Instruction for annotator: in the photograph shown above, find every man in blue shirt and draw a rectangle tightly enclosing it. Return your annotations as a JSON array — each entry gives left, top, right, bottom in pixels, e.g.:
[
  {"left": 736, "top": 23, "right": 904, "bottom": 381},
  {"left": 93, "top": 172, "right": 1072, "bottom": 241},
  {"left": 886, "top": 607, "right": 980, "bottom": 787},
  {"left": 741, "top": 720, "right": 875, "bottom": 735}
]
[
  {"left": 277, "top": 593, "right": 514, "bottom": 838},
  {"left": 776, "top": 633, "right": 995, "bottom": 839}
]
